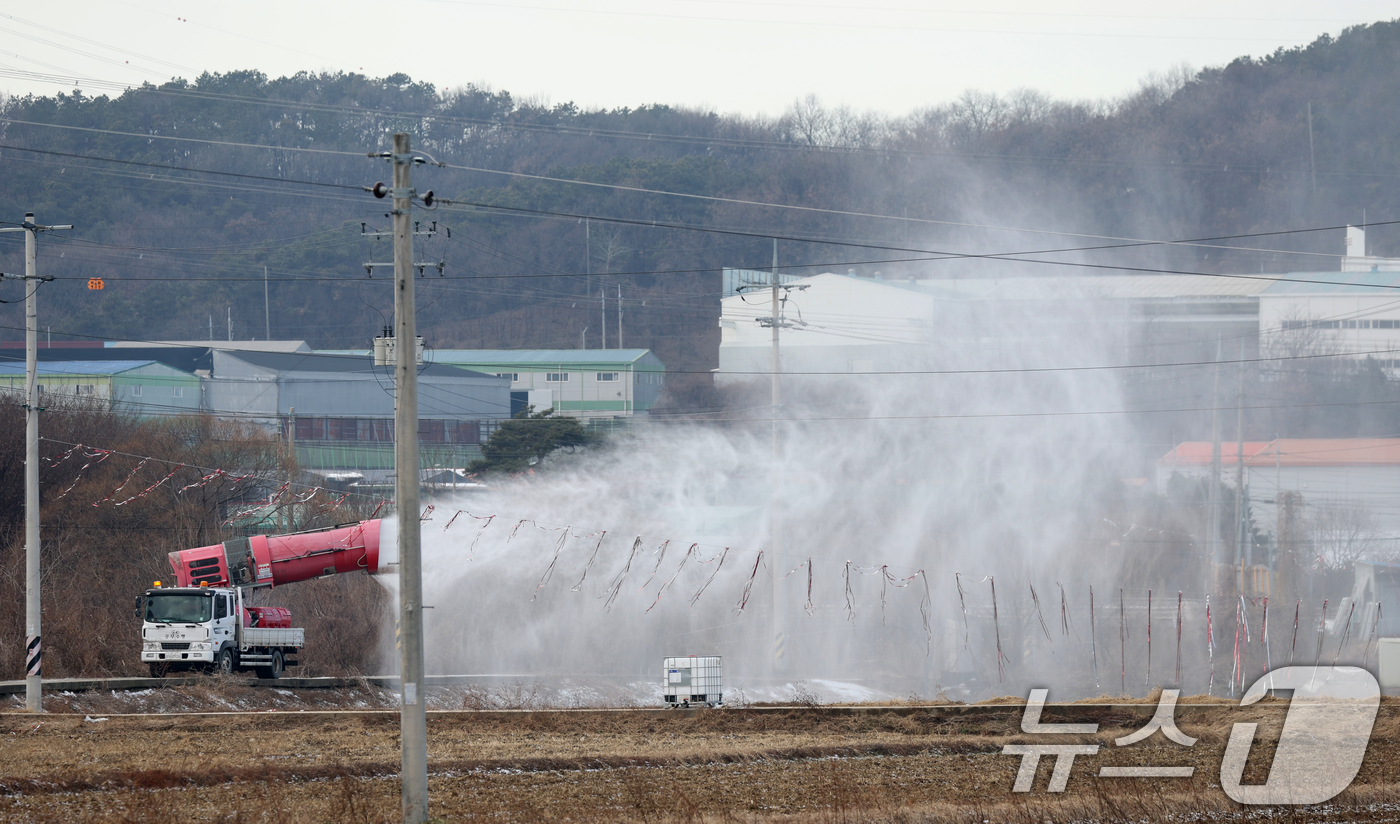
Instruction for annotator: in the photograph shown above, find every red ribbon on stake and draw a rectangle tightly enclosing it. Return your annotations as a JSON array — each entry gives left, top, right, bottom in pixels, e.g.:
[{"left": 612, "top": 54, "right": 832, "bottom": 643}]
[
  {"left": 570, "top": 530, "right": 607, "bottom": 592},
  {"left": 689, "top": 547, "right": 728, "bottom": 606},
  {"left": 646, "top": 543, "right": 697, "bottom": 613},
  {"left": 990, "top": 576, "right": 1008, "bottom": 683},
  {"left": 55, "top": 447, "right": 113, "bottom": 498},
  {"left": 734, "top": 551, "right": 764, "bottom": 614},
  {"left": 92, "top": 457, "right": 150, "bottom": 506},
  {"left": 602, "top": 537, "right": 643, "bottom": 612},
  {"left": 1206, "top": 596, "right": 1215, "bottom": 697},
  {"left": 530, "top": 526, "right": 571, "bottom": 600}
]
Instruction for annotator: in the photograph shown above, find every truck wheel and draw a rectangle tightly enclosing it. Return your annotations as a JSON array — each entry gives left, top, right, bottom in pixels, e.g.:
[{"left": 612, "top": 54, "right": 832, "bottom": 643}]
[
  {"left": 212, "top": 647, "right": 235, "bottom": 676},
  {"left": 258, "top": 650, "right": 285, "bottom": 680}
]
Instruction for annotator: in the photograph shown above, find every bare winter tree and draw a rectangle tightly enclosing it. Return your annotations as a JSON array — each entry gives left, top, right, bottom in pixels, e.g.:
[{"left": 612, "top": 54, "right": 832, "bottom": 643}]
[
  {"left": 1133, "top": 63, "right": 1196, "bottom": 107},
  {"left": 1005, "top": 88, "right": 1054, "bottom": 125},
  {"left": 946, "top": 89, "right": 1009, "bottom": 148},
  {"left": 785, "top": 93, "right": 832, "bottom": 146},
  {"left": 1308, "top": 501, "right": 1390, "bottom": 569},
  {"left": 1263, "top": 306, "right": 1343, "bottom": 364},
  {"left": 782, "top": 94, "right": 886, "bottom": 148}
]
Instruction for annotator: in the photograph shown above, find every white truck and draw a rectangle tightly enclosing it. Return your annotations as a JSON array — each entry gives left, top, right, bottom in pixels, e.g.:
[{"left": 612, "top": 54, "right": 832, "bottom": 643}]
[
  {"left": 139, "top": 583, "right": 302, "bottom": 679},
  {"left": 138, "top": 520, "right": 387, "bottom": 679}
]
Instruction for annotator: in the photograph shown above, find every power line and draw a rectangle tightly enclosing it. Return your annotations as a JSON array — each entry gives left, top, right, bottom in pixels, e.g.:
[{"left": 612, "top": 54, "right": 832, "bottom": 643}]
[
  {"left": 37, "top": 436, "right": 386, "bottom": 504},
  {"left": 3, "top": 142, "right": 1388, "bottom": 290},
  {"left": 643, "top": 393, "right": 1400, "bottom": 424},
  {"left": 0, "top": 119, "right": 1387, "bottom": 262},
  {"left": 13, "top": 204, "right": 1392, "bottom": 293},
  {"left": 9, "top": 319, "right": 1400, "bottom": 379},
  {"left": 0, "top": 71, "right": 1359, "bottom": 180},
  {"left": 0, "top": 117, "right": 367, "bottom": 157},
  {"left": 0, "top": 143, "right": 364, "bottom": 193}
]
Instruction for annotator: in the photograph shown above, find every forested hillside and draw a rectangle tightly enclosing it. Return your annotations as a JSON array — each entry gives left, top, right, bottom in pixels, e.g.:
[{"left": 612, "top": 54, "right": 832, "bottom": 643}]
[{"left": 1, "top": 20, "right": 1398, "bottom": 383}]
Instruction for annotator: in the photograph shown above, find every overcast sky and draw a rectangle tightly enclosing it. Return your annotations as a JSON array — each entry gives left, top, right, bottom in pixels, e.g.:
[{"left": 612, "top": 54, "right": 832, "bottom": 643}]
[{"left": 1, "top": 1, "right": 1396, "bottom": 118}]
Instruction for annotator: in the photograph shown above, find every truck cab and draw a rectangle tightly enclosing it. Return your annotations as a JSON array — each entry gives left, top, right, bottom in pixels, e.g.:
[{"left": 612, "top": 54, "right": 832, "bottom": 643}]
[{"left": 140, "top": 583, "right": 300, "bottom": 679}]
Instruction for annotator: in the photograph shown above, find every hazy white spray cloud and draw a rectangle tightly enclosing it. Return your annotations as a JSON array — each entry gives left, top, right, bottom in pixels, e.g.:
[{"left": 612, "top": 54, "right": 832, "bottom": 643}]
[{"left": 374, "top": 281, "right": 1169, "bottom": 701}]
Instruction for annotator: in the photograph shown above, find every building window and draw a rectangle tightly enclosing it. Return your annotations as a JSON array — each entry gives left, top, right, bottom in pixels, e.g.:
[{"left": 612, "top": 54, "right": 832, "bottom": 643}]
[
  {"left": 132, "top": 385, "right": 143, "bottom": 397},
  {"left": 326, "top": 418, "right": 358, "bottom": 441},
  {"left": 546, "top": 372, "right": 569, "bottom": 382},
  {"left": 596, "top": 372, "right": 619, "bottom": 382},
  {"left": 497, "top": 372, "right": 519, "bottom": 382},
  {"left": 282, "top": 417, "right": 482, "bottom": 444},
  {"left": 173, "top": 386, "right": 185, "bottom": 398},
  {"left": 295, "top": 418, "right": 325, "bottom": 440},
  {"left": 76, "top": 384, "right": 94, "bottom": 396},
  {"left": 358, "top": 419, "right": 393, "bottom": 442}
]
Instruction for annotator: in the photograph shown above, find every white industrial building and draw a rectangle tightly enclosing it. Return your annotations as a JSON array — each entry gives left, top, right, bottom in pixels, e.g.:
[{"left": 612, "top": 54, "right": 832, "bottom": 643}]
[
  {"left": 716, "top": 269, "right": 1264, "bottom": 380},
  {"left": 1156, "top": 438, "right": 1400, "bottom": 541},
  {"left": 715, "top": 226, "right": 1400, "bottom": 382},
  {"left": 426, "top": 349, "right": 666, "bottom": 420},
  {"left": 717, "top": 272, "right": 953, "bottom": 379}
]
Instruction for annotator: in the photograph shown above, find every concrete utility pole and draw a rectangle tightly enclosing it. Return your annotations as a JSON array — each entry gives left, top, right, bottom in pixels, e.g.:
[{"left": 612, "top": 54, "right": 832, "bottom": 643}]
[
  {"left": 770, "top": 240, "right": 781, "bottom": 462},
  {"left": 0, "top": 212, "right": 72, "bottom": 714},
  {"left": 617, "top": 284, "right": 623, "bottom": 350},
  {"left": 264, "top": 265, "right": 271, "bottom": 341},
  {"left": 1207, "top": 339, "right": 1222, "bottom": 595},
  {"left": 768, "top": 239, "right": 783, "bottom": 672},
  {"left": 284, "top": 407, "right": 296, "bottom": 534},
  {"left": 1275, "top": 491, "right": 1302, "bottom": 604},
  {"left": 736, "top": 251, "right": 810, "bottom": 675},
  {"left": 1307, "top": 102, "right": 1317, "bottom": 197},
  {"left": 1234, "top": 356, "right": 1248, "bottom": 593},
  {"left": 386, "top": 133, "right": 428, "bottom": 823}
]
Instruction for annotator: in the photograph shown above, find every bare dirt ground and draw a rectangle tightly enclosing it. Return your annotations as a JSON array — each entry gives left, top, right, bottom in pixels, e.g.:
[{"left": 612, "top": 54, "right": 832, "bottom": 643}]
[{"left": 0, "top": 686, "right": 1395, "bottom": 823}]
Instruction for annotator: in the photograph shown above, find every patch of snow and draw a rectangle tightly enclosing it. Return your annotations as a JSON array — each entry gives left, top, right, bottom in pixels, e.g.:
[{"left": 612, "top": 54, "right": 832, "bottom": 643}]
[{"left": 807, "top": 679, "right": 890, "bottom": 703}]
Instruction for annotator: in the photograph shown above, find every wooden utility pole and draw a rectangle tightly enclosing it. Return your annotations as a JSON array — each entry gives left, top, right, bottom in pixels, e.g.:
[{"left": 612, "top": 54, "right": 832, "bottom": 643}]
[{"left": 0, "top": 213, "right": 70, "bottom": 714}]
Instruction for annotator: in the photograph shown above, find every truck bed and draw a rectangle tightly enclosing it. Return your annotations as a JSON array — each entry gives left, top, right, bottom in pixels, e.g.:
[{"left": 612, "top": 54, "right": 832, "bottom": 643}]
[{"left": 241, "top": 627, "right": 304, "bottom": 649}]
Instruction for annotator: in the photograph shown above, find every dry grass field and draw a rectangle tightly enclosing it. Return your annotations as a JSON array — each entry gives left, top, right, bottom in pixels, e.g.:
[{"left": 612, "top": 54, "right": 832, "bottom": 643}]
[{"left": 0, "top": 686, "right": 1395, "bottom": 823}]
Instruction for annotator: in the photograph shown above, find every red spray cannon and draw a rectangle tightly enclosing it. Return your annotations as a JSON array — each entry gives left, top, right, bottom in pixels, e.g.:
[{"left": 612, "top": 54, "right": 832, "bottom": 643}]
[{"left": 167, "top": 520, "right": 384, "bottom": 588}]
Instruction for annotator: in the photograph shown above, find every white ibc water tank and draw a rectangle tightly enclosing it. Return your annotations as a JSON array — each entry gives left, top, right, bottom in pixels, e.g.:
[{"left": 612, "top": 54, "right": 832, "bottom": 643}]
[{"left": 662, "top": 655, "right": 722, "bottom": 707}]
